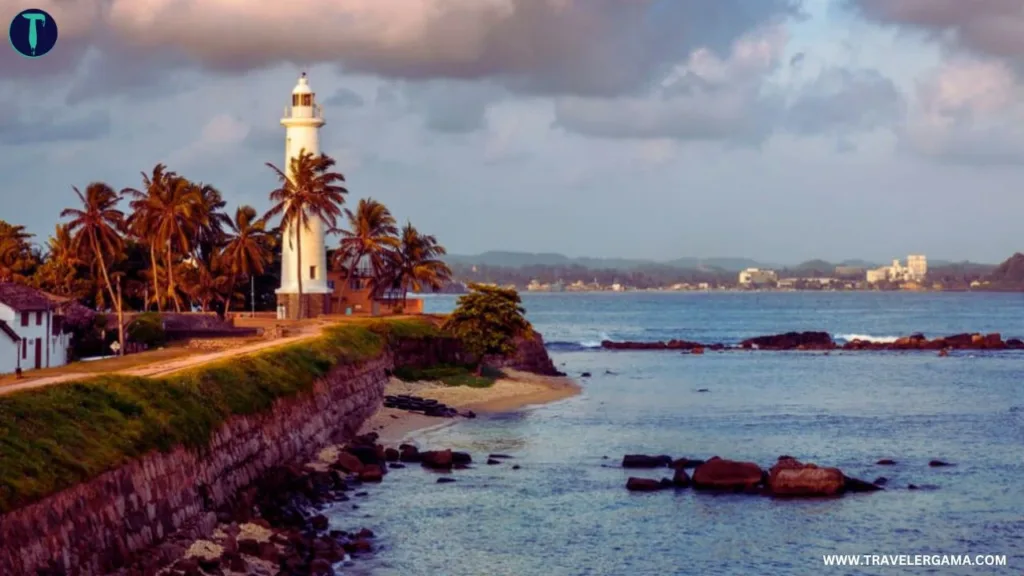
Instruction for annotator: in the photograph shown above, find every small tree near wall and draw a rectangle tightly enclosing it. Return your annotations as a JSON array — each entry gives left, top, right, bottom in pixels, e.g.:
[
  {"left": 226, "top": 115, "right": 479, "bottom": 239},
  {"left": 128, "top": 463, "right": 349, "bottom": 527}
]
[{"left": 442, "top": 283, "right": 532, "bottom": 370}]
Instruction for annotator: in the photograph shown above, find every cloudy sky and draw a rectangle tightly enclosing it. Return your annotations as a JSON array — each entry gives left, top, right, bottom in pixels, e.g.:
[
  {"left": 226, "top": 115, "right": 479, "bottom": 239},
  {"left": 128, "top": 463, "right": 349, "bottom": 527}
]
[{"left": 2, "top": 0, "right": 1023, "bottom": 264}]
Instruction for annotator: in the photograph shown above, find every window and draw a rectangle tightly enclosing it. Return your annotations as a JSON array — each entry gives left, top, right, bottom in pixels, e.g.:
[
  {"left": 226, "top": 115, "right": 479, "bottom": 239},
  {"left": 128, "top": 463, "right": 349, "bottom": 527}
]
[
  {"left": 20, "top": 312, "right": 28, "bottom": 327},
  {"left": 22, "top": 339, "right": 27, "bottom": 359},
  {"left": 301, "top": 94, "right": 312, "bottom": 106},
  {"left": 292, "top": 94, "right": 300, "bottom": 106},
  {"left": 35, "top": 311, "right": 42, "bottom": 326},
  {"left": 310, "top": 265, "right": 316, "bottom": 280}
]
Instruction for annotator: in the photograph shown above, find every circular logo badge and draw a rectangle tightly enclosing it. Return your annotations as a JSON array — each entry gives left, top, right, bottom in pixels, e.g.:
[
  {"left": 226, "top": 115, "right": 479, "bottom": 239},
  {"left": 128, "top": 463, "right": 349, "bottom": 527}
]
[{"left": 9, "top": 8, "right": 58, "bottom": 58}]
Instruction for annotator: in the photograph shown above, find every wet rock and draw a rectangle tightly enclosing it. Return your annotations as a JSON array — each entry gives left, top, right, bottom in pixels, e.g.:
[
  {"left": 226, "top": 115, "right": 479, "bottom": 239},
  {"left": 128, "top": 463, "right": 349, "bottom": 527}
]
[
  {"left": 691, "top": 457, "right": 764, "bottom": 491},
  {"left": 672, "top": 468, "right": 691, "bottom": 488},
  {"left": 622, "top": 454, "right": 672, "bottom": 468},
  {"left": 512, "top": 465, "right": 521, "bottom": 470},
  {"left": 767, "top": 457, "right": 845, "bottom": 497},
  {"left": 310, "top": 558, "right": 335, "bottom": 575},
  {"left": 740, "top": 331, "right": 835, "bottom": 351},
  {"left": 399, "top": 445, "right": 421, "bottom": 463},
  {"left": 238, "top": 538, "right": 261, "bottom": 556},
  {"left": 671, "top": 458, "right": 705, "bottom": 470},
  {"left": 873, "top": 477, "right": 888, "bottom": 486},
  {"left": 359, "top": 465, "right": 384, "bottom": 483},
  {"left": 690, "top": 347, "right": 705, "bottom": 355},
  {"left": 258, "top": 542, "right": 280, "bottom": 563},
  {"left": 389, "top": 463, "right": 406, "bottom": 469},
  {"left": 346, "top": 445, "right": 380, "bottom": 466},
  {"left": 463, "top": 410, "right": 477, "bottom": 419},
  {"left": 696, "top": 388, "right": 709, "bottom": 392},
  {"left": 357, "top": 528, "right": 375, "bottom": 539},
  {"left": 384, "top": 448, "right": 400, "bottom": 462},
  {"left": 335, "top": 452, "right": 365, "bottom": 475},
  {"left": 581, "top": 372, "right": 592, "bottom": 378},
  {"left": 489, "top": 454, "right": 513, "bottom": 459},
  {"left": 452, "top": 451, "right": 473, "bottom": 464},
  {"left": 626, "top": 477, "right": 664, "bottom": 492},
  {"left": 876, "top": 459, "right": 897, "bottom": 466},
  {"left": 487, "top": 458, "right": 501, "bottom": 465},
  {"left": 422, "top": 449, "right": 454, "bottom": 470},
  {"left": 928, "top": 460, "right": 953, "bottom": 467},
  {"left": 843, "top": 476, "right": 883, "bottom": 492},
  {"left": 437, "top": 477, "right": 456, "bottom": 484}
]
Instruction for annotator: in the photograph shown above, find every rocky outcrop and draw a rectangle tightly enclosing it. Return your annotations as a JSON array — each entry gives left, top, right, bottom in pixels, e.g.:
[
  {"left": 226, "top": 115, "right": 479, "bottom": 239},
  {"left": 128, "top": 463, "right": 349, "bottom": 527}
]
[
  {"left": 600, "top": 331, "right": 1024, "bottom": 352},
  {"left": 485, "top": 333, "right": 560, "bottom": 375},
  {"left": 767, "top": 457, "right": 845, "bottom": 497},
  {"left": 691, "top": 457, "right": 765, "bottom": 492}
]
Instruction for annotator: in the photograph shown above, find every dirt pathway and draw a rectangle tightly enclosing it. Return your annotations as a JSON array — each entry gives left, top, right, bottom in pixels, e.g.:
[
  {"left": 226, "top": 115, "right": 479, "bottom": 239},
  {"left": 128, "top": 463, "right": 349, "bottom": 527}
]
[{"left": 0, "top": 324, "right": 323, "bottom": 397}]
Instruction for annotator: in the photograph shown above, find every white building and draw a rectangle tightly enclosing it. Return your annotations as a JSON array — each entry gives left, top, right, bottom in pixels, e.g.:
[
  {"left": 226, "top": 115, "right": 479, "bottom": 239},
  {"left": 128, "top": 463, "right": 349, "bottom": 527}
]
[
  {"left": 866, "top": 255, "right": 927, "bottom": 284},
  {"left": 907, "top": 254, "right": 927, "bottom": 280},
  {"left": 738, "top": 268, "right": 778, "bottom": 286},
  {"left": 276, "top": 72, "right": 332, "bottom": 319},
  {"left": 0, "top": 283, "right": 71, "bottom": 374}
]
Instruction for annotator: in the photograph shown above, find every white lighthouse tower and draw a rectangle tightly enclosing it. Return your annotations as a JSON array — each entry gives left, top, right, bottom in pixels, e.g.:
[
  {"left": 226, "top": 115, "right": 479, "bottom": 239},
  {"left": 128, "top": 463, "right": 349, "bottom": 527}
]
[{"left": 275, "top": 73, "right": 331, "bottom": 319}]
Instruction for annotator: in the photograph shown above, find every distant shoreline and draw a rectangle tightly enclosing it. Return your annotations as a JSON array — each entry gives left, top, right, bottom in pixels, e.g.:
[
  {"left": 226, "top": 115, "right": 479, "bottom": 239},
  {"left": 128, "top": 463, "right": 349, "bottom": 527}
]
[{"left": 427, "top": 288, "right": 1021, "bottom": 295}]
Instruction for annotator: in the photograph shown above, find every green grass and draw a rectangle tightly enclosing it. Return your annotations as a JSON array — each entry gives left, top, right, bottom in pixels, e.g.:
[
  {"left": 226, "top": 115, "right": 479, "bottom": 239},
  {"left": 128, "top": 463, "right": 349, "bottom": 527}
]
[
  {"left": 0, "top": 317, "right": 438, "bottom": 514},
  {"left": 392, "top": 363, "right": 502, "bottom": 388}
]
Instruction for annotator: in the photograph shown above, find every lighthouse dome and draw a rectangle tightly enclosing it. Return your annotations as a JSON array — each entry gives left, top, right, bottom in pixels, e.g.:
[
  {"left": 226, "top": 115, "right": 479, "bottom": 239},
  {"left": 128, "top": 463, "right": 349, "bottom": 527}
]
[{"left": 292, "top": 73, "right": 313, "bottom": 95}]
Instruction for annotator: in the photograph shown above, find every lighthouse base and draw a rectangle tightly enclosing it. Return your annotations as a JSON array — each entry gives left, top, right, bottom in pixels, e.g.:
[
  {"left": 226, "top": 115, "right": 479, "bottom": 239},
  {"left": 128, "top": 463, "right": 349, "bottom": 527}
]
[{"left": 275, "top": 292, "right": 329, "bottom": 320}]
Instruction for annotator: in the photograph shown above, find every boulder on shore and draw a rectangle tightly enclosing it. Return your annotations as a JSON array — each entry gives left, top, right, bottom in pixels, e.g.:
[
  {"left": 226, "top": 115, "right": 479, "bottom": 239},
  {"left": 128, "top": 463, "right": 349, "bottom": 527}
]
[
  {"left": 691, "top": 457, "right": 764, "bottom": 491},
  {"left": 421, "top": 450, "right": 454, "bottom": 470},
  {"left": 740, "top": 332, "right": 834, "bottom": 351}
]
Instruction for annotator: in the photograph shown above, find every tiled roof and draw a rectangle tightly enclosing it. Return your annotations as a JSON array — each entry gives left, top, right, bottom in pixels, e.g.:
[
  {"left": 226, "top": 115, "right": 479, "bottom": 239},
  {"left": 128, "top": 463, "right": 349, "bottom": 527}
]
[
  {"left": 0, "top": 320, "right": 18, "bottom": 343},
  {"left": 0, "top": 282, "right": 52, "bottom": 312}
]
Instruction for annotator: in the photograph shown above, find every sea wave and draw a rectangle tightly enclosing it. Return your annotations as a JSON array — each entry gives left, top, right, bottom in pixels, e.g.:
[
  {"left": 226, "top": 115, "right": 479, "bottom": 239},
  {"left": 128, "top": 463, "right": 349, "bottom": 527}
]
[
  {"left": 834, "top": 333, "right": 901, "bottom": 344},
  {"left": 546, "top": 333, "right": 610, "bottom": 351}
]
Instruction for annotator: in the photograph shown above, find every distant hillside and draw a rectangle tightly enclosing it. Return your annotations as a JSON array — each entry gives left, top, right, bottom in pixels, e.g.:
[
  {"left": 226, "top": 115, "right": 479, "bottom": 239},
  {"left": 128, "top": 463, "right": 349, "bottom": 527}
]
[
  {"left": 445, "top": 251, "right": 774, "bottom": 272},
  {"left": 983, "top": 253, "right": 1024, "bottom": 289}
]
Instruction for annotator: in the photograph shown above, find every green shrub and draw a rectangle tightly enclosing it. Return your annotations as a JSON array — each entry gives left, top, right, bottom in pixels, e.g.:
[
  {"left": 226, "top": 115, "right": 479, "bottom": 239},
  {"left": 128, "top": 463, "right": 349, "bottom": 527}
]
[
  {"left": 127, "top": 312, "right": 167, "bottom": 347},
  {"left": 442, "top": 283, "right": 532, "bottom": 361}
]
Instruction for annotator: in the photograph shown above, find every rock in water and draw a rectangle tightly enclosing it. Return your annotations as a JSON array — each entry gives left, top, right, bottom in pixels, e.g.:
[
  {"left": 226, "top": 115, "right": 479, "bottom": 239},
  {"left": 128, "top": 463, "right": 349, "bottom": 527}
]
[
  {"left": 622, "top": 454, "right": 673, "bottom": 468},
  {"left": 691, "top": 457, "right": 764, "bottom": 491},
  {"left": 421, "top": 449, "right": 454, "bottom": 470},
  {"left": 626, "top": 477, "right": 664, "bottom": 492},
  {"left": 767, "top": 457, "right": 845, "bottom": 497},
  {"left": 928, "top": 460, "right": 953, "bottom": 467},
  {"left": 672, "top": 468, "right": 691, "bottom": 488},
  {"left": 844, "top": 475, "right": 883, "bottom": 492}
]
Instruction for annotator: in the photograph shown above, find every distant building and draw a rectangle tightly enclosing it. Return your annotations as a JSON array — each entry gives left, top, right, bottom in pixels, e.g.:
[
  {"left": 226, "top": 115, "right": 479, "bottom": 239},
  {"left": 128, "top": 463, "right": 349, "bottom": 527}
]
[
  {"left": 834, "top": 266, "right": 865, "bottom": 278},
  {"left": 738, "top": 268, "right": 778, "bottom": 286},
  {"left": 907, "top": 255, "right": 927, "bottom": 280},
  {"left": 866, "top": 255, "right": 926, "bottom": 284}
]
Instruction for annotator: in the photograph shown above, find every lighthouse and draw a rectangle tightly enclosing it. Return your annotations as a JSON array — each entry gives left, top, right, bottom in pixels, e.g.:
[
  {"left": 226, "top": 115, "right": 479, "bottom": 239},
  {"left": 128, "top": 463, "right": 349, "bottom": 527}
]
[{"left": 275, "top": 73, "right": 331, "bottom": 319}]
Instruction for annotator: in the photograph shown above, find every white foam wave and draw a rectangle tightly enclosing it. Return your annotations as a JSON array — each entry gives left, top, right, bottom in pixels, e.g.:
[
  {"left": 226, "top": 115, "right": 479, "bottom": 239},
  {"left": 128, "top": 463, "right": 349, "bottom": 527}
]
[
  {"left": 579, "top": 332, "right": 611, "bottom": 348},
  {"left": 835, "top": 333, "right": 901, "bottom": 344}
]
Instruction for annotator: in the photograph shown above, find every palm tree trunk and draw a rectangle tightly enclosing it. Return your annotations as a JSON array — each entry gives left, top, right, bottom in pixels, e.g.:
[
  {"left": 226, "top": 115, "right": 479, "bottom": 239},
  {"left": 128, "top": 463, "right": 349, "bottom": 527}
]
[
  {"left": 295, "top": 227, "right": 304, "bottom": 320},
  {"left": 91, "top": 233, "right": 124, "bottom": 355},
  {"left": 167, "top": 243, "right": 181, "bottom": 312},
  {"left": 224, "top": 273, "right": 236, "bottom": 317},
  {"left": 150, "top": 243, "right": 162, "bottom": 313}
]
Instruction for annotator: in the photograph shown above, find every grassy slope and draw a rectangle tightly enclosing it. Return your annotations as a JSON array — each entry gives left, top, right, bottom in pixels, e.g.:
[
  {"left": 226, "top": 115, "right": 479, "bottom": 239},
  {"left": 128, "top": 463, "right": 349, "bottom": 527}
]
[
  {"left": 0, "top": 318, "right": 439, "bottom": 514},
  {"left": 392, "top": 364, "right": 503, "bottom": 388}
]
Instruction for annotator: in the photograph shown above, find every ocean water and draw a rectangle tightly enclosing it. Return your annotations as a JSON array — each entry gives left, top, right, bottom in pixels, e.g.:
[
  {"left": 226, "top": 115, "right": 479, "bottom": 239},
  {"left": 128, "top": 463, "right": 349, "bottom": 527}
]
[{"left": 335, "top": 292, "right": 1024, "bottom": 576}]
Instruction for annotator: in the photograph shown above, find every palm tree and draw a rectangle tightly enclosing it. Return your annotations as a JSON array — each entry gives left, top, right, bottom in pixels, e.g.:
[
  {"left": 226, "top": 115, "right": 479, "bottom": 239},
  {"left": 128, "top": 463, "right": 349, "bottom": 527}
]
[
  {"left": 61, "top": 183, "right": 127, "bottom": 354},
  {"left": 124, "top": 163, "right": 176, "bottom": 312},
  {"left": 152, "top": 176, "right": 200, "bottom": 312},
  {"left": 265, "top": 149, "right": 348, "bottom": 319},
  {"left": 34, "top": 224, "right": 87, "bottom": 297},
  {"left": 192, "top": 183, "right": 231, "bottom": 265},
  {"left": 384, "top": 223, "right": 453, "bottom": 308},
  {"left": 221, "top": 205, "right": 272, "bottom": 315},
  {"left": 330, "top": 198, "right": 399, "bottom": 304},
  {"left": 186, "top": 254, "right": 231, "bottom": 312},
  {"left": 0, "top": 221, "right": 35, "bottom": 283}
]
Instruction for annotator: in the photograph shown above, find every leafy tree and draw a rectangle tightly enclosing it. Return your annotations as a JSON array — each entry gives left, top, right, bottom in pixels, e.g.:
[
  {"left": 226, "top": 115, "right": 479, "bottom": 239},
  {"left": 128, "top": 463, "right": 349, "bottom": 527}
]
[
  {"left": 442, "top": 283, "right": 532, "bottom": 368},
  {"left": 61, "top": 183, "right": 127, "bottom": 354},
  {"left": 0, "top": 221, "right": 38, "bottom": 282},
  {"left": 126, "top": 312, "right": 167, "bottom": 348},
  {"left": 265, "top": 149, "right": 347, "bottom": 319}
]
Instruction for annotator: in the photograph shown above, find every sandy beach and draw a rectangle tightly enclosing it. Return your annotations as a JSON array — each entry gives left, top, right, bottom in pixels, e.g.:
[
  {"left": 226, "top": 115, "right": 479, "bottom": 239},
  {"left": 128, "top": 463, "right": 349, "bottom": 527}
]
[{"left": 358, "top": 368, "right": 582, "bottom": 444}]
